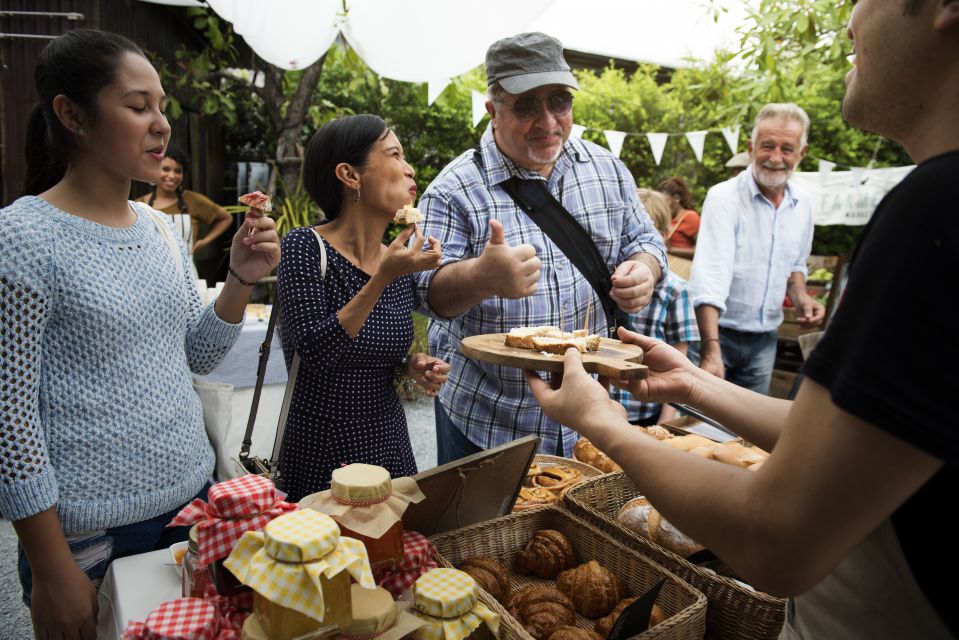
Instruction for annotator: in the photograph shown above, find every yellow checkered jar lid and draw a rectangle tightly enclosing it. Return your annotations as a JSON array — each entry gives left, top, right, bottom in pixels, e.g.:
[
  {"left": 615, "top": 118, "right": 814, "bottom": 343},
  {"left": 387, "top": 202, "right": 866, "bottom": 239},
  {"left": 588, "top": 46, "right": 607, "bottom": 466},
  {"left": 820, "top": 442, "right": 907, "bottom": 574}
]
[
  {"left": 263, "top": 509, "right": 339, "bottom": 563},
  {"left": 331, "top": 464, "right": 392, "bottom": 504},
  {"left": 412, "top": 569, "right": 477, "bottom": 618}
]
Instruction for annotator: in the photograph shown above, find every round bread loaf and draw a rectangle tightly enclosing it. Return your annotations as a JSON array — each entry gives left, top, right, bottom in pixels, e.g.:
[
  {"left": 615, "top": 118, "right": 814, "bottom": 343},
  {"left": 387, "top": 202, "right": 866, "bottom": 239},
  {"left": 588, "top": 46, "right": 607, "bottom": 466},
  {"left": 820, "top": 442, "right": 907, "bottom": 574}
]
[{"left": 616, "top": 497, "right": 704, "bottom": 558}]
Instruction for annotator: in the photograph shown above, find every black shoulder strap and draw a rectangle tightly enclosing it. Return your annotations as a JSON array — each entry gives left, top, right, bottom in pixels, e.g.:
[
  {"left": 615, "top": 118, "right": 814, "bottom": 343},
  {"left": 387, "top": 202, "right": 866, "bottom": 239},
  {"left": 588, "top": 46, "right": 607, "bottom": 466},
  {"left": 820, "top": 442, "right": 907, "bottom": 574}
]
[
  {"left": 500, "top": 176, "right": 633, "bottom": 335},
  {"left": 238, "top": 289, "right": 280, "bottom": 462}
]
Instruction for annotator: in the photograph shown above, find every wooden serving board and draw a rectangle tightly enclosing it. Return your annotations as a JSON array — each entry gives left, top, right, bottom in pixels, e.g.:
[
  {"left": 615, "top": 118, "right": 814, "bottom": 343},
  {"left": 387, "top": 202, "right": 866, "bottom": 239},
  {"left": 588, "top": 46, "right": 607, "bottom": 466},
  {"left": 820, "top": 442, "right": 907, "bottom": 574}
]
[{"left": 461, "top": 333, "right": 648, "bottom": 379}]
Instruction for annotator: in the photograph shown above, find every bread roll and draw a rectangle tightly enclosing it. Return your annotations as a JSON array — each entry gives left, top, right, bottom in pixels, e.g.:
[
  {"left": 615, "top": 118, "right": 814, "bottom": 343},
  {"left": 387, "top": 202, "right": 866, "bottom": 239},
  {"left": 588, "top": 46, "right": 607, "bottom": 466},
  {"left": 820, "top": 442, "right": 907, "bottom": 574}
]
[
  {"left": 711, "top": 442, "right": 767, "bottom": 468},
  {"left": 644, "top": 425, "right": 672, "bottom": 440},
  {"left": 664, "top": 434, "right": 715, "bottom": 451},
  {"left": 616, "top": 497, "right": 704, "bottom": 558}
]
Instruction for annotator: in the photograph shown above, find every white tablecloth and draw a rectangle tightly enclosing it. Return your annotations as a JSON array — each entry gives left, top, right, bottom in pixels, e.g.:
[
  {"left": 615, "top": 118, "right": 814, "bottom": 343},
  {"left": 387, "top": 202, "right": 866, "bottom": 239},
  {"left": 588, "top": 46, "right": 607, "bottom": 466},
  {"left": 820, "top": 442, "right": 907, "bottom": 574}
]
[
  {"left": 96, "top": 550, "right": 180, "bottom": 640},
  {"left": 198, "top": 316, "right": 287, "bottom": 389}
]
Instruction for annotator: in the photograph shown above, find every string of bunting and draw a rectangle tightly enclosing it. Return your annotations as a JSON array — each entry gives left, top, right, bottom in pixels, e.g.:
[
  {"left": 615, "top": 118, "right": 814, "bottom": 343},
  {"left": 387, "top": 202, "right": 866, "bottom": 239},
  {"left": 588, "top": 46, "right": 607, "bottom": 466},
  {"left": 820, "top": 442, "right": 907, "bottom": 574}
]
[{"left": 466, "top": 89, "right": 889, "bottom": 174}]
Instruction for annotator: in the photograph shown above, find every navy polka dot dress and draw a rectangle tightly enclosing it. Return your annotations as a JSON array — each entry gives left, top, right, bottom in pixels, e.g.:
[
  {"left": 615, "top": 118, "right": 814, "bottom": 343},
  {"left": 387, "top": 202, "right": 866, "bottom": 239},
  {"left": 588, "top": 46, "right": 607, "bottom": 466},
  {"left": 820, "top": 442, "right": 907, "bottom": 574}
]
[{"left": 276, "top": 226, "right": 417, "bottom": 500}]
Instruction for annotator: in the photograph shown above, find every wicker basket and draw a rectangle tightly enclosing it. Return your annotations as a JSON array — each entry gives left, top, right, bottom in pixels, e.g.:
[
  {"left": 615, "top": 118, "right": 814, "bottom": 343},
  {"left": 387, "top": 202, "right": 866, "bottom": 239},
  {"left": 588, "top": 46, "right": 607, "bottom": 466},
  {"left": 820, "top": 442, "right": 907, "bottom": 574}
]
[
  {"left": 430, "top": 506, "right": 706, "bottom": 640},
  {"left": 564, "top": 474, "right": 785, "bottom": 640}
]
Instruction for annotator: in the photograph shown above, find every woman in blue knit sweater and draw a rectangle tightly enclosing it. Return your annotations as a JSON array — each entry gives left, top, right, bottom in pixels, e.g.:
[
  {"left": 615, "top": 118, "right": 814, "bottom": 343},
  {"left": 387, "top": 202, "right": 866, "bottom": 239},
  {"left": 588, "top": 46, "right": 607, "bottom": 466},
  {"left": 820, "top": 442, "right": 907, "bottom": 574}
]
[{"left": 0, "top": 30, "right": 280, "bottom": 638}]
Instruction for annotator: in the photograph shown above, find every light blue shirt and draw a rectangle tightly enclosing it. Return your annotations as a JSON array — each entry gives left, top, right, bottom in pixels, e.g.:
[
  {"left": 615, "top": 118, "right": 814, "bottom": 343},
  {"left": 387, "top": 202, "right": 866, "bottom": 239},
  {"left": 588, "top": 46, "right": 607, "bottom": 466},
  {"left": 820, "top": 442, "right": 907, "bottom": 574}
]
[{"left": 691, "top": 166, "right": 813, "bottom": 333}]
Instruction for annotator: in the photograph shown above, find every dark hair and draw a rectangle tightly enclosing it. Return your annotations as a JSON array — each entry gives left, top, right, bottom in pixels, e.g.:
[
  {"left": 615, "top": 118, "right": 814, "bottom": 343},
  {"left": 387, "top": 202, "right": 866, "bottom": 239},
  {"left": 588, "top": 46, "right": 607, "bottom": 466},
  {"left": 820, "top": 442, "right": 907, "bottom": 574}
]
[
  {"left": 148, "top": 145, "right": 190, "bottom": 214},
  {"left": 302, "top": 114, "right": 390, "bottom": 220},
  {"left": 23, "top": 29, "right": 146, "bottom": 196},
  {"left": 657, "top": 176, "right": 696, "bottom": 211}
]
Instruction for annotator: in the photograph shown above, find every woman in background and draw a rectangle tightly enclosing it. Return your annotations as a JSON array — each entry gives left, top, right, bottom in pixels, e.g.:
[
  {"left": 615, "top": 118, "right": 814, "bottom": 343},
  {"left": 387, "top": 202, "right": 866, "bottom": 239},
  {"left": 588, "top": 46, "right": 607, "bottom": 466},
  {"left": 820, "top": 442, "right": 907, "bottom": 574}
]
[
  {"left": 276, "top": 114, "right": 448, "bottom": 500},
  {"left": 137, "top": 146, "right": 233, "bottom": 283},
  {"left": 657, "top": 176, "right": 700, "bottom": 259}
]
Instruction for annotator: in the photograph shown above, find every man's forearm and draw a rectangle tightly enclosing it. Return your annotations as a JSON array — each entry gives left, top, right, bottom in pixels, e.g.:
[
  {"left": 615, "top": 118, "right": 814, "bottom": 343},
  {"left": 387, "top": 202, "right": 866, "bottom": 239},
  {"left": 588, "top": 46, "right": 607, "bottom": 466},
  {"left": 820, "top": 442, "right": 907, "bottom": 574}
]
[
  {"left": 786, "top": 271, "right": 809, "bottom": 306},
  {"left": 426, "top": 259, "right": 495, "bottom": 318}
]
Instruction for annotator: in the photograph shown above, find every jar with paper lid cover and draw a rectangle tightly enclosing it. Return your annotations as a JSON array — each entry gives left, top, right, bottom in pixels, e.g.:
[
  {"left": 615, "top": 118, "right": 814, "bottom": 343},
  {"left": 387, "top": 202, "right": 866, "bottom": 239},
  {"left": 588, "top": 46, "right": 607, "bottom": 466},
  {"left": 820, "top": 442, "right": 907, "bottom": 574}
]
[
  {"left": 343, "top": 585, "right": 427, "bottom": 640},
  {"left": 299, "top": 464, "right": 425, "bottom": 572},
  {"left": 408, "top": 569, "right": 501, "bottom": 640},
  {"left": 223, "top": 509, "right": 376, "bottom": 640}
]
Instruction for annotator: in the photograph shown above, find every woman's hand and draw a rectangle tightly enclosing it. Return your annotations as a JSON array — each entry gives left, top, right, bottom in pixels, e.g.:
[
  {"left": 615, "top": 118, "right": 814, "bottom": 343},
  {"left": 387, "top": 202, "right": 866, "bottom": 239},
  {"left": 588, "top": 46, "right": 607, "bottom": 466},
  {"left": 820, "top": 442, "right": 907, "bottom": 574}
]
[
  {"left": 525, "top": 348, "right": 629, "bottom": 440},
  {"left": 378, "top": 224, "right": 441, "bottom": 281},
  {"left": 405, "top": 353, "right": 450, "bottom": 397},
  {"left": 229, "top": 208, "right": 281, "bottom": 283},
  {"left": 30, "top": 562, "right": 98, "bottom": 640},
  {"left": 610, "top": 327, "right": 700, "bottom": 405}
]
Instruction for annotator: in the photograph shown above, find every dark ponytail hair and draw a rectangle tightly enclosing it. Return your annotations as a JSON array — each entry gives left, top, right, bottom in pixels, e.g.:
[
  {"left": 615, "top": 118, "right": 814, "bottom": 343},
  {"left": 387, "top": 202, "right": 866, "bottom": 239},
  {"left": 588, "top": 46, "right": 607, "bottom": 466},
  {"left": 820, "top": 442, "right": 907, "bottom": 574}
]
[
  {"left": 148, "top": 145, "right": 190, "bottom": 214},
  {"left": 302, "top": 114, "right": 389, "bottom": 220},
  {"left": 23, "top": 29, "right": 146, "bottom": 196}
]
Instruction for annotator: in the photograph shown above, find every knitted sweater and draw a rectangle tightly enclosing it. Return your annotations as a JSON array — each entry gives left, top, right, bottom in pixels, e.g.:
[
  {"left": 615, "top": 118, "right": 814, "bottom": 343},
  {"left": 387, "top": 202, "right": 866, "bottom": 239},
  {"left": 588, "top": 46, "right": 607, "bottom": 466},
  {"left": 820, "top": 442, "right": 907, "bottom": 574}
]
[{"left": 0, "top": 196, "right": 242, "bottom": 534}]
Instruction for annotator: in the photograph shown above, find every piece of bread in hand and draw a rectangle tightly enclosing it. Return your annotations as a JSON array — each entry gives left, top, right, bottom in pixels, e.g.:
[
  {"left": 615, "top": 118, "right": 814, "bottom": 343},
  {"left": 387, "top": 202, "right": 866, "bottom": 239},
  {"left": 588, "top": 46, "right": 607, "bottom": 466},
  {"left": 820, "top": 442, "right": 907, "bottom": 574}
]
[
  {"left": 238, "top": 191, "right": 273, "bottom": 212},
  {"left": 393, "top": 204, "right": 424, "bottom": 224}
]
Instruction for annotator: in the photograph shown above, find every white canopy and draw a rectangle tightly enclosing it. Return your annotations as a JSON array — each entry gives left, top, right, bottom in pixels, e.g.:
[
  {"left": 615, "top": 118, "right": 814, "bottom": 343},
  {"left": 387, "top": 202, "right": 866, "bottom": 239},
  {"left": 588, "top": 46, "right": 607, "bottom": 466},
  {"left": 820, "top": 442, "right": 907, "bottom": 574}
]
[{"left": 139, "top": 0, "right": 754, "bottom": 75}]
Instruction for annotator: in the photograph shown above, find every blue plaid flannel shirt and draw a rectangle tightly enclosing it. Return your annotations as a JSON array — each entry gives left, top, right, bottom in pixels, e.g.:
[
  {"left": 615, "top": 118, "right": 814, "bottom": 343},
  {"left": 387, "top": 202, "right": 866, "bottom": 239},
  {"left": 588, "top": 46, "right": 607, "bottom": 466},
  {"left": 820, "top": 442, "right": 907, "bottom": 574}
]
[
  {"left": 413, "top": 127, "right": 667, "bottom": 456},
  {"left": 615, "top": 271, "right": 700, "bottom": 422}
]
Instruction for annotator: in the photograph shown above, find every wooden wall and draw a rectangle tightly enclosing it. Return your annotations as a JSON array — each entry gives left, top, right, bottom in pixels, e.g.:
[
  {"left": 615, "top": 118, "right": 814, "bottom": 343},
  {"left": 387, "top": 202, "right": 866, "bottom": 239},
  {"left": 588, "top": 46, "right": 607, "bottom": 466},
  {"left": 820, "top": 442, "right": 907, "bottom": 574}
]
[{"left": 0, "top": 0, "right": 226, "bottom": 205}]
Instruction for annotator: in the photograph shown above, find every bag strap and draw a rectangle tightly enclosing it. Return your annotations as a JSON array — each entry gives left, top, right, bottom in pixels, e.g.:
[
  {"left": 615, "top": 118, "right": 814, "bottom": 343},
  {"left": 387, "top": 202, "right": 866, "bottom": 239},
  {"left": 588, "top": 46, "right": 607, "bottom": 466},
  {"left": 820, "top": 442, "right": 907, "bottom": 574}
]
[
  {"left": 143, "top": 203, "right": 184, "bottom": 278},
  {"left": 665, "top": 209, "right": 688, "bottom": 241},
  {"left": 240, "top": 228, "right": 327, "bottom": 463},
  {"left": 499, "top": 177, "right": 633, "bottom": 335}
]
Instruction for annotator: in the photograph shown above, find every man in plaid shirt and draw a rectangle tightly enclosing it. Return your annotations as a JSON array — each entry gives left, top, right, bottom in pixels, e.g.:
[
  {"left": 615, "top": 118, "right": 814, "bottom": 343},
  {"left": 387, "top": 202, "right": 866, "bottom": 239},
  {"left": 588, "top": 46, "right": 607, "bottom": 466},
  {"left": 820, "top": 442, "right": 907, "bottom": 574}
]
[{"left": 413, "top": 33, "right": 667, "bottom": 463}]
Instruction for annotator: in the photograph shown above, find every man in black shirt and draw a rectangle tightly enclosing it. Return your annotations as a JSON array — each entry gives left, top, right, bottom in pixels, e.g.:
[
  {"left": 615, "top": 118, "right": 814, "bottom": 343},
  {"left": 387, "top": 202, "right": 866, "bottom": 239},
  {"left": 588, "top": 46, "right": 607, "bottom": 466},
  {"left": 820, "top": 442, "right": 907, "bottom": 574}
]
[{"left": 526, "top": 1, "right": 959, "bottom": 637}]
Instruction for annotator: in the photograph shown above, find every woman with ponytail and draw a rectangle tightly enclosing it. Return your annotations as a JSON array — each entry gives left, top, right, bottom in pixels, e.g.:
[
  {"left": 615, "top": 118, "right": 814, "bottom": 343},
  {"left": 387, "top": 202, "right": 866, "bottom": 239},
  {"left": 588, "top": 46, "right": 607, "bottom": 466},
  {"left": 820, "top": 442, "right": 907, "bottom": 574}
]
[
  {"left": 1, "top": 29, "right": 280, "bottom": 639},
  {"left": 136, "top": 146, "right": 233, "bottom": 281}
]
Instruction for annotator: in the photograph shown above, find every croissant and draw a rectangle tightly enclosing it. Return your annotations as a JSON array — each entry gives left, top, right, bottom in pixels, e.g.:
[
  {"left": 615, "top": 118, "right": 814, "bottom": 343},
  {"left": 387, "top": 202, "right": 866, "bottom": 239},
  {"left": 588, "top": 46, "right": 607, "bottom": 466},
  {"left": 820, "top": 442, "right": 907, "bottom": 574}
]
[
  {"left": 516, "top": 529, "right": 576, "bottom": 579},
  {"left": 458, "top": 556, "right": 511, "bottom": 604},
  {"left": 548, "top": 626, "right": 603, "bottom": 640},
  {"left": 594, "top": 597, "right": 666, "bottom": 637},
  {"left": 556, "top": 560, "right": 624, "bottom": 618},
  {"left": 507, "top": 586, "right": 576, "bottom": 640}
]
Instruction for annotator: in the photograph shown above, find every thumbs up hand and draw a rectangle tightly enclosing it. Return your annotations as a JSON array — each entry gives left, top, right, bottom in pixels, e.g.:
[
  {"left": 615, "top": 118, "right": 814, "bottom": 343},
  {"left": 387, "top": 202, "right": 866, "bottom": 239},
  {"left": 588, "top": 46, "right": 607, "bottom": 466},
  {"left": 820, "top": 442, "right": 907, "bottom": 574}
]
[{"left": 478, "top": 219, "right": 541, "bottom": 298}]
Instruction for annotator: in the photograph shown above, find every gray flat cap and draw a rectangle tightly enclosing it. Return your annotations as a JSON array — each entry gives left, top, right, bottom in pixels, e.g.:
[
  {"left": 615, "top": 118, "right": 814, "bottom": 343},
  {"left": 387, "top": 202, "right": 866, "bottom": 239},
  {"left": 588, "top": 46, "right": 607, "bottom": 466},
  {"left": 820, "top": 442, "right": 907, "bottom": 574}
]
[
  {"left": 725, "top": 151, "right": 751, "bottom": 168},
  {"left": 486, "top": 32, "right": 579, "bottom": 94}
]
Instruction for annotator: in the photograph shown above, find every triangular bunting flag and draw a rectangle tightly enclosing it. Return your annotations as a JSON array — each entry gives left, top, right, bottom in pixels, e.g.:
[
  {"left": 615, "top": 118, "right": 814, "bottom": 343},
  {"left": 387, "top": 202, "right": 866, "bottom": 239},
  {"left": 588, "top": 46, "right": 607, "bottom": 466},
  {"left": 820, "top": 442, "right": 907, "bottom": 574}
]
[
  {"left": 646, "top": 133, "right": 669, "bottom": 166},
  {"left": 427, "top": 79, "right": 451, "bottom": 105},
  {"left": 570, "top": 123, "right": 586, "bottom": 139},
  {"left": 721, "top": 126, "right": 740, "bottom": 155},
  {"left": 604, "top": 130, "right": 627, "bottom": 158},
  {"left": 471, "top": 90, "right": 488, "bottom": 127},
  {"left": 685, "top": 130, "right": 708, "bottom": 163}
]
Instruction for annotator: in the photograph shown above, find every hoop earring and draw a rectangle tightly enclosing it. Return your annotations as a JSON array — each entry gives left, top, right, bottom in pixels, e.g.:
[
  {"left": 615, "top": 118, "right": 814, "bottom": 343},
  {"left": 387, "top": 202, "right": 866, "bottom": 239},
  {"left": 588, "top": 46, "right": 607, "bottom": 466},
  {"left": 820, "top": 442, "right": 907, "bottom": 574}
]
[{"left": 352, "top": 187, "right": 361, "bottom": 203}]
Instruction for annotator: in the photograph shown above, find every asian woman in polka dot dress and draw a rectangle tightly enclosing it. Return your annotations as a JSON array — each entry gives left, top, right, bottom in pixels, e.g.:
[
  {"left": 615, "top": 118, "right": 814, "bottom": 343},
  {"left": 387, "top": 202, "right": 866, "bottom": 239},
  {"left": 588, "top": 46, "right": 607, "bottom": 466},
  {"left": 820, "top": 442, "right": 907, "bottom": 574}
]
[{"left": 275, "top": 114, "right": 449, "bottom": 500}]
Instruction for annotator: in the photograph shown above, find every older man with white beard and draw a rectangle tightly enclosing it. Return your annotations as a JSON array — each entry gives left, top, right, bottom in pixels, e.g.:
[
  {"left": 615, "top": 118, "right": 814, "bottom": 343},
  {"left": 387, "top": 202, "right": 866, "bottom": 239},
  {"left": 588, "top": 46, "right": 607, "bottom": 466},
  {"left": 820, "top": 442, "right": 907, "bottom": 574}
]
[{"left": 691, "top": 103, "right": 825, "bottom": 394}]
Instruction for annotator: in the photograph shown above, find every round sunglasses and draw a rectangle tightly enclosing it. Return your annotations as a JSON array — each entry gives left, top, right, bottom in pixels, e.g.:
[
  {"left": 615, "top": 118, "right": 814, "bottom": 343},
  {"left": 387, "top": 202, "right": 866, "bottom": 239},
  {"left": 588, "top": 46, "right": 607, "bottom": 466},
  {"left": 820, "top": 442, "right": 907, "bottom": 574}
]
[{"left": 498, "top": 90, "right": 574, "bottom": 122}]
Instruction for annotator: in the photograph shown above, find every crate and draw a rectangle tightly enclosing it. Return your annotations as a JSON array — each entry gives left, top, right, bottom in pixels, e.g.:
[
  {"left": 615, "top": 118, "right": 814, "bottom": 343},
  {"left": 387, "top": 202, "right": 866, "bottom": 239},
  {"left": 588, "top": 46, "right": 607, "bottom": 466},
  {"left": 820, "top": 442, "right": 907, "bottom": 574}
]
[
  {"left": 431, "top": 506, "right": 707, "bottom": 640},
  {"left": 564, "top": 474, "right": 785, "bottom": 640}
]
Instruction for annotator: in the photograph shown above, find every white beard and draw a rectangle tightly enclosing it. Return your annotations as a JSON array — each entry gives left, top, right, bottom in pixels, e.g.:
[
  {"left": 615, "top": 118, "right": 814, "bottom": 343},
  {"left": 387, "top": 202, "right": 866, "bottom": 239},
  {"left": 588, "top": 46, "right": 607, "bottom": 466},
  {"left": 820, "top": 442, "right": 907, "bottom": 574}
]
[
  {"left": 527, "top": 141, "right": 563, "bottom": 165},
  {"left": 754, "top": 163, "right": 793, "bottom": 191}
]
